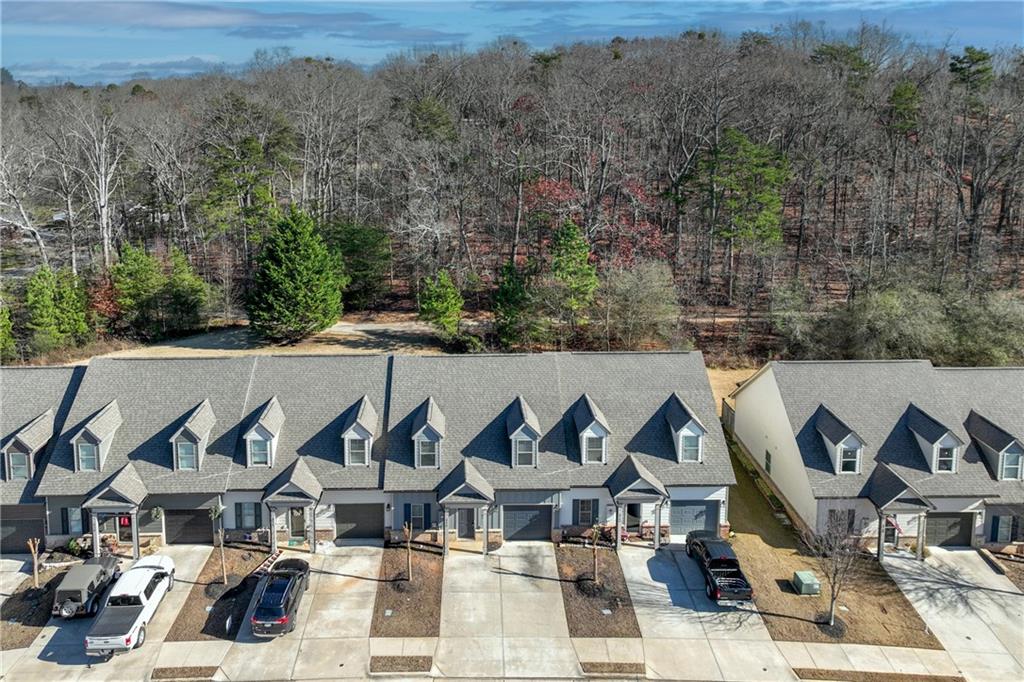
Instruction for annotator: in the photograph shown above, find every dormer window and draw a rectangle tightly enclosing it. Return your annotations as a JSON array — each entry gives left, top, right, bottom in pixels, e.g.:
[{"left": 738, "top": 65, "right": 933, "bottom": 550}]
[
  {"left": 936, "top": 446, "right": 957, "bottom": 472},
  {"left": 583, "top": 435, "right": 606, "bottom": 464},
  {"left": 1001, "top": 444, "right": 1023, "bottom": 480},
  {"left": 176, "top": 441, "right": 198, "bottom": 471},
  {"left": 514, "top": 438, "right": 537, "bottom": 467},
  {"left": 840, "top": 446, "right": 860, "bottom": 473},
  {"left": 666, "top": 393, "right": 706, "bottom": 464},
  {"left": 347, "top": 438, "right": 370, "bottom": 466},
  {"left": 681, "top": 434, "right": 702, "bottom": 462},
  {"left": 250, "top": 439, "right": 270, "bottom": 466},
  {"left": 77, "top": 442, "right": 99, "bottom": 471},
  {"left": 417, "top": 439, "right": 439, "bottom": 468},
  {"left": 8, "top": 451, "right": 30, "bottom": 480}
]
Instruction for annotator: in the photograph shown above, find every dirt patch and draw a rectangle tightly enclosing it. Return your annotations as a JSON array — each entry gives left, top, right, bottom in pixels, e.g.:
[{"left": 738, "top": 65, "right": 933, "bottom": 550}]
[
  {"left": 727, "top": 446, "right": 941, "bottom": 648},
  {"left": 150, "top": 666, "right": 219, "bottom": 681},
  {"left": 555, "top": 545, "right": 641, "bottom": 638},
  {"left": 794, "top": 669, "right": 965, "bottom": 682},
  {"left": 580, "top": 661, "right": 646, "bottom": 675},
  {"left": 370, "top": 546, "right": 444, "bottom": 637},
  {"left": 0, "top": 566, "right": 68, "bottom": 650},
  {"left": 707, "top": 366, "right": 757, "bottom": 414},
  {"left": 994, "top": 555, "right": 1024, "bottom": 592},
  {"left": 369, "top": 655, "right": 433, "bottom": 673},
  {"left": 166, "top": 543, "right": 267, "bottom": 641}
]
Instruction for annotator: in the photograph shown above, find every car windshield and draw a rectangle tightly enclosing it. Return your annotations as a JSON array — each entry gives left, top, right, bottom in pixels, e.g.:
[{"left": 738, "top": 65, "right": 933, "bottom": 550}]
[
  {"left": 107, "top": 594, "right": 142, "bottom": 607},
  {"left": 254, "top": 605, "right": 285, "bottom": 621}
]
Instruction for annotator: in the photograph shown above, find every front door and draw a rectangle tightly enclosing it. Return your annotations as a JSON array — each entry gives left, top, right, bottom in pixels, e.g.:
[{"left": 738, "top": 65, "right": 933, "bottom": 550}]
[
  {"left": 116, "top": 514, "right": 133, "bottom": 543},
  {"left": 626, "top": 504, "right": 642, "bottom": 533},
  {"left": 289, "top": 507, "right": 306, "bottom": 539},
  {"left": 457, "top": 509, "right": 475, "bottom": 539}
]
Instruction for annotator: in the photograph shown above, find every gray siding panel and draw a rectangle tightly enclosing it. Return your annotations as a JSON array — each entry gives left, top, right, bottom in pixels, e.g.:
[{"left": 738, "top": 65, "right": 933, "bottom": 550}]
[
  {"left": 144, "top": 493, "right": 219, "bottom": 509},
  {"left": 392, "top": 493, "right": 437, "bottom": 528},
  {"left": 495, "top": 490, "right": 560, "bottom": 506}
]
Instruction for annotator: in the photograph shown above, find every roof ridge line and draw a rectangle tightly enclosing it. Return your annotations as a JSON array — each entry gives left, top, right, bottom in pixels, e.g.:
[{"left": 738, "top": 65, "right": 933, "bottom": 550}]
[{"left": 224, "top": 356, "right": 259, "bottom": 492}]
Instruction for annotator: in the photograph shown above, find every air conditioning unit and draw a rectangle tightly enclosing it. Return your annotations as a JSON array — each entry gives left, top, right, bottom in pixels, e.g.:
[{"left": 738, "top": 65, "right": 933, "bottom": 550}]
[{"left": 791, "top": 570, "right": 820, "bottom": 595}]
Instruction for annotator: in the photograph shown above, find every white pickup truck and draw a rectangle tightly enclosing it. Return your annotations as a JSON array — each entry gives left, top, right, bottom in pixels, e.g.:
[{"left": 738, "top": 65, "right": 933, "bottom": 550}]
[{"left": 84, "top": 555, "right": 175, "bottom": 657}]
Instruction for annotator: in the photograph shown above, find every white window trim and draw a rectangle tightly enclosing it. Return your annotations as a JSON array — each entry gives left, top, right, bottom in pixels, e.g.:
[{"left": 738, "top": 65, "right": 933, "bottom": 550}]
[
  {"left": 415, "top": 438, "right": 440, "bottom": 469},
  {"left": 934, "top": 445, "right": 958, "bottom": 473},
  {"left": 345, "top": 436, "right": 372, "bottom": 467},
  {"left": 410, "top": 503, "right": 425, "bottom": 530},
  {"left": 248, "top": 438, "right": 272, "bottom": 467},
  {"left": 76, "top": 440, "right": 99, "bottom": 472},
  {"left": 512, "top": 437, "right": 538, "bottom": 468},
  {"left": 578, "top": 498, "right": 595, "bottom": 525},
  {"left": 67, "top": 506, "right": 84, "bottom": 534},
  {"left": 679, "top": 432, "right": 703, "bottom": 463},
  {"left": 581, "top": 434, "right": 607, "bottom": 465},
  {"left": 838, "top": 445, "right": 861, "bottom": 474},
  {"left": 999, "top": 446, "right": 1023, "bottom": 481},
  {"left": 175, "top": 440, "right": 199, "bottom": 471},
  {"left": 6, "top": 449, "right": 31, "bottom": 480}
]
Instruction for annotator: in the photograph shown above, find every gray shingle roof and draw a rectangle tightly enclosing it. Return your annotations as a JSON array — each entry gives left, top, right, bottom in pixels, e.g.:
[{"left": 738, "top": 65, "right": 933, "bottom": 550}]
[
  {"left": 411, "top": 397, "right": 446, "bottom": 439},
  {"left": 506, "top": 396, "right": 541, "bottom": 438},
  {"left": 341, "top": 396, "right": 378, "bottom": 437},
  {"left": 906, "top": 403, "right": 958, "bottom": 444},
  {"left": 84, "top": 462, "right": 148, "bottom": 508},
  {"left": 383, "top": 352, "right": 733, "bottom": 493},
  {"left": 179, "top": 399, "right": 216, "bottom": 441},
  {"left": 78, "top": 399, "right": 123, "bottom": 443},
  {"left": 1, "top": 366, "right": 83, "bottom": 505},
  {"left": 437, "top": 459, "right": 495, "bottom": 502},
  {"left": 815, "top": 405, "right": 860, "bottom": 445},
  {"left": 9, "top": 409, "right": 56, "bottom": 454},
  {"left": 766, "top": 360, "right": 1024, "bottom": 502},
  {"left": 574, "top": 394, "right": 611, "bottom": 434},
  {"left": 607, "top": 454, "right": 669, "bottom": 499},
  {"left": 665, "top": 393, "right": 705, "bottom": 433},
  {"left": 250, "top": 396, "right": 285, "bottom": 437},
  {"left": 966, "top": 410, "right": 1017, "bottom": 453},
  {"left": 262, "top": 457, "right": 322, "bottom": 503},
  {"left": 866, "top": 463, "right": 931, "bottom": 511}
]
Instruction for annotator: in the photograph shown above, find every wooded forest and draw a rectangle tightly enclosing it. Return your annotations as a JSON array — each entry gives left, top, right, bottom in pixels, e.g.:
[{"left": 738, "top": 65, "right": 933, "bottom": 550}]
[{"left": 2, "top": 25, "right": 1023, "bottom": 364}]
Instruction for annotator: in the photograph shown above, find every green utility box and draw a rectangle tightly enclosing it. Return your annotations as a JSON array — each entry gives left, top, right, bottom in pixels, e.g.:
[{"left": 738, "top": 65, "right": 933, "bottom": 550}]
[{"left": 792, "top": 570, "right": 821, "bottom": 595}]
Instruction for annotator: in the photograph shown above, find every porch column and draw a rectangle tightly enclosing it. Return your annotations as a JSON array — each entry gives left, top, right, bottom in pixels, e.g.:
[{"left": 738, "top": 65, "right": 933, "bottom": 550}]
[
  {"left": 310, "top": 503, "right": 317, "bottom": 554},
  {"left": 130, "top": 510, "right": 140, "bottom": 560},
  {"left": 615, "top": 504, "right": 622, "bottom": 551},
  {"left": 91, "top": 512, "right": 101, "bottom": 556},
  {"left": 653, "top": 503, "right": 662, "bottom": 550},
  {"left": 876, "top": 512, "right": 885, "bottom": 562},
  {"left": 482, "top": 505, "right": 489, "bottom": 556},
  {"left": 270, "top": 507, "right": 279, "bottom": 553},
  {"left": 442, "top": 507, "right": 449, "bottom": 556},
  {"left": 916, "top": 513, "right": 926, "bottom": 560}
]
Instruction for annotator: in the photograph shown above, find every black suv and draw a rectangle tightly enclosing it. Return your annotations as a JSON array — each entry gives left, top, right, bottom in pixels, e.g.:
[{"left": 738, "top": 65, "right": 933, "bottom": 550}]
[{"left": 250, "top": 558, "right": 310, "bottom": 637}]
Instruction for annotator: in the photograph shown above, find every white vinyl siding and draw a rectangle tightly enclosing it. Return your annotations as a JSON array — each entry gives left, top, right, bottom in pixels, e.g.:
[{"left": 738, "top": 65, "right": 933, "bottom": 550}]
[{"left": 77, "top": 442, "right": 98, "bottom": 471}]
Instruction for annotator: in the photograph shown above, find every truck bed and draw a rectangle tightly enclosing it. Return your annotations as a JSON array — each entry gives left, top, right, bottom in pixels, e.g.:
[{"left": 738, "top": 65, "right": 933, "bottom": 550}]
[{"left": 87, "top": 605, "right": 143, "bottom": 639}]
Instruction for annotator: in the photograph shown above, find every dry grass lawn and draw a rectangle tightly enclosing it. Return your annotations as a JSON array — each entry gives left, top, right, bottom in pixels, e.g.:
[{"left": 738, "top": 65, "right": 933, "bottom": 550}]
[
  {"left": 370, "top": 546, "right": 444, "bottom": 637},
  {"left": 166, "top": 543, "right": 268, "bottom": 641},
  {"left": 707, "top": 366, "right": 757, "bottom": 414},
  {"left": 555, "top": 545, "right": 641, "bottom": 638},
  {"left": 0, "top": 566, "right": 68, "bottom": 650},
  {"left": 728, "top": 446, "right": 941, "bottom": 648}
]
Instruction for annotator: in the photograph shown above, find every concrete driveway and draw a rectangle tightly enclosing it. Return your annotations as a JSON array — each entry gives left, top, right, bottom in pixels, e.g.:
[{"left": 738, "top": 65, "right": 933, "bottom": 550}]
[
  {"left": 2, "top": 544, "right": 212, "bottom": 682},
  {"left": 0, "top": 555, "right": 31, "bottom": 609},
  {"left": 434, "top": 542, "right": 580, "bottom": 678},
  {"left": 884, "top": 548, "right": 1024, "bottom": 682},
  {"left": 218, "top": 543, "right": 383, "bottom": 681},
  {"left": 619, "top": 545, "right": 794, "bottom": 681}
]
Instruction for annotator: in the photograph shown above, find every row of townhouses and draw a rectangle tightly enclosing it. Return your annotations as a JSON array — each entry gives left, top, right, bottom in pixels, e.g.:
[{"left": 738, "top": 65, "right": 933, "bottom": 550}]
[
  {"left": 1, "top": 353, "right": 734, "bottom": 558},
  {"left": 3, "top": 354, "right": 1021, "bottom": 560},
  {"left": 730, "top": 360, "right": 1024, "bottom": 554}
]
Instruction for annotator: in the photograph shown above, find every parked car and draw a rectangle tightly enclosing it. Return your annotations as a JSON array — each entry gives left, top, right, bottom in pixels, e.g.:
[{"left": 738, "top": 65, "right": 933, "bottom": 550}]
[
  {"left": 84, "top": 555, "right": 175, "bottom": 657},
  {"left": 52, "top": 556, "right": 122, "bottom": 619},
  {"left": 250, "top": 558, "right": 310, "bottom": 637},
  {"left": 685, "top": 530, "right": 754, "bottom": 602}
]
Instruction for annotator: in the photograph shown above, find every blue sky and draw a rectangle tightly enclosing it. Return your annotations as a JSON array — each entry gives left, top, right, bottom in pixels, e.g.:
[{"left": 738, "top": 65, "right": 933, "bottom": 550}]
[{"left": 2, "top": 1, "right": 1022, "bottom": 84}]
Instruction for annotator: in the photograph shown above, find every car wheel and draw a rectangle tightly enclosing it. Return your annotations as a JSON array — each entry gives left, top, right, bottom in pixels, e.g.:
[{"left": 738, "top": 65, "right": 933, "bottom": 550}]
[
  {"left": 135, "top": 625, "right": 147, "bottom": 649},
  {"left": 168, "top": 571, "right": 175, "bottom": 591},
  {"left": 59, "top": 599, "right": 78, "bottom": 619},
  {"left": 706, "top": 583, "right": 713, "bottom": 599},
  {"left": 686, "top": 544, "right": 693, "bottom": 557}
]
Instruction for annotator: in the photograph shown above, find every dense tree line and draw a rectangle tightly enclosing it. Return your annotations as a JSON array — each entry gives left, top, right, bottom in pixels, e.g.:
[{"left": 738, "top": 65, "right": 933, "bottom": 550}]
[{"left": 2, "top": 26, "right": 1023, "bottom": 363}]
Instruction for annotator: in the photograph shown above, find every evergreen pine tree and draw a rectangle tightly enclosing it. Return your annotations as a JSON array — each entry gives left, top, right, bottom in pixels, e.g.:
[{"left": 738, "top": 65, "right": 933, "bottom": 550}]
[
  {"left": 419, "top": 270, "right": 463, "bottom": 340},
  {"left": 324, "top": 221, "right": 391, "bottom": 310},
  {"left": 0, "top": 301, "right": 17, "bottom": 363},
  {"left": 111, "top": 244, "right": 166, "bottom": 338},
  {"left": 25, "top": 266, "right": 66, "bottom": 354},
  {"left": 54, "top": 268, "right": 90, "bottom": 345},
  {"left": 247, "top": 208, "right": 347, "bottom": 342},
  {"left": 543, "top": 219, "right": 597, "bottom": 346},
  {"left": 164, "top": 247, "right": 209, "bottom": 333},
  {"left": 494, "top": 259, "right": 538, "bottom": 350}
]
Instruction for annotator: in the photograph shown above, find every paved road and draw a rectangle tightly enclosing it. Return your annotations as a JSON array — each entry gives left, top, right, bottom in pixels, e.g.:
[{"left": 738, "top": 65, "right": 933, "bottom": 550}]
[{"left": 884, "top": 548, "right": 1024, "bottom": 682}]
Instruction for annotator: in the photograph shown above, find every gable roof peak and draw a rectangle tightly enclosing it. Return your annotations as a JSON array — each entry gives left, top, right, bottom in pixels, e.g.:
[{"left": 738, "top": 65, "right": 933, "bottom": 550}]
[
  {"left": 506, "top": 395, "right": 541, "bottom": 438},
  {"left": 412, "top": 396, "right": 446, "bottom": 439},
  {"left": 665, "top": 392, "right": 706, "bottom": 433},
  {"left": 574, "top": 393, "right": 611, "bottom": 434},
  {"left": 815, "top": 404, "right": 864, "bottom": 445},
  {"left": 906, "top": 403, "right": 960, "bottom": 445},
  {"left": 966, "top": 409, "right": 1019, "bottom": 453},
  {"left": 177, "top": 399, "right": 216, "bottom": 441},
  {"left": 8, "top": 408, "right": 55, "bottom": 453},
  {"left": 78, "top": 399, "right": 122, "bottom": 442},
  {"left": 252, "top": 395, "right": 285, "bottom": 437},
  {"left": 341, "top": 395, "right": 378, "bottom": 437}
]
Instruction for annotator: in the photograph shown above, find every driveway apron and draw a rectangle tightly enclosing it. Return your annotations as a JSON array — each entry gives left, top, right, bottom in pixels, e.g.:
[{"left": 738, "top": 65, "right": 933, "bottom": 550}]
[{"left": 884, "top": 548, "right": 1024, "bottom": 682}]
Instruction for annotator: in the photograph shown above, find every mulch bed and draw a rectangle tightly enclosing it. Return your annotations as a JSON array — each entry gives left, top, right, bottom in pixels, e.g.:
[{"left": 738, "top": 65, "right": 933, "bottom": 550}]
[
  {"left": 554, "top": 544, "right": 641, "bottom": 638},
  {"left": 727, "top": 446, "right": 942, "bottom": 648},
  {"left": 0, "top": 566, "right": 68, "bottom": 650},
  {"left": 369, "top": 655, "right": 433, "bottom": 673},
  {"left": 580, "top": 661, "right": 646, "bottom": 675},
  {"left": 165, "top": 543, "right": 267, "bottom": 641},
  {"left": 150, "top": 666, "right": 219, "bottom": 680},
  {"left": 370, "top": 545, "right": 443, "bottom": 637},
  {"left": 794, "top": 669, "right": 965, "bottom": 682}
]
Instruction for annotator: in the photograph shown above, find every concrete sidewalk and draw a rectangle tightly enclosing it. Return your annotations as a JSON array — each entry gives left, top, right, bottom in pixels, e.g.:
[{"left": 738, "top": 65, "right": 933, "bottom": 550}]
[{"left": 777, "top": 641, "right": 962, "bottom": 677}]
